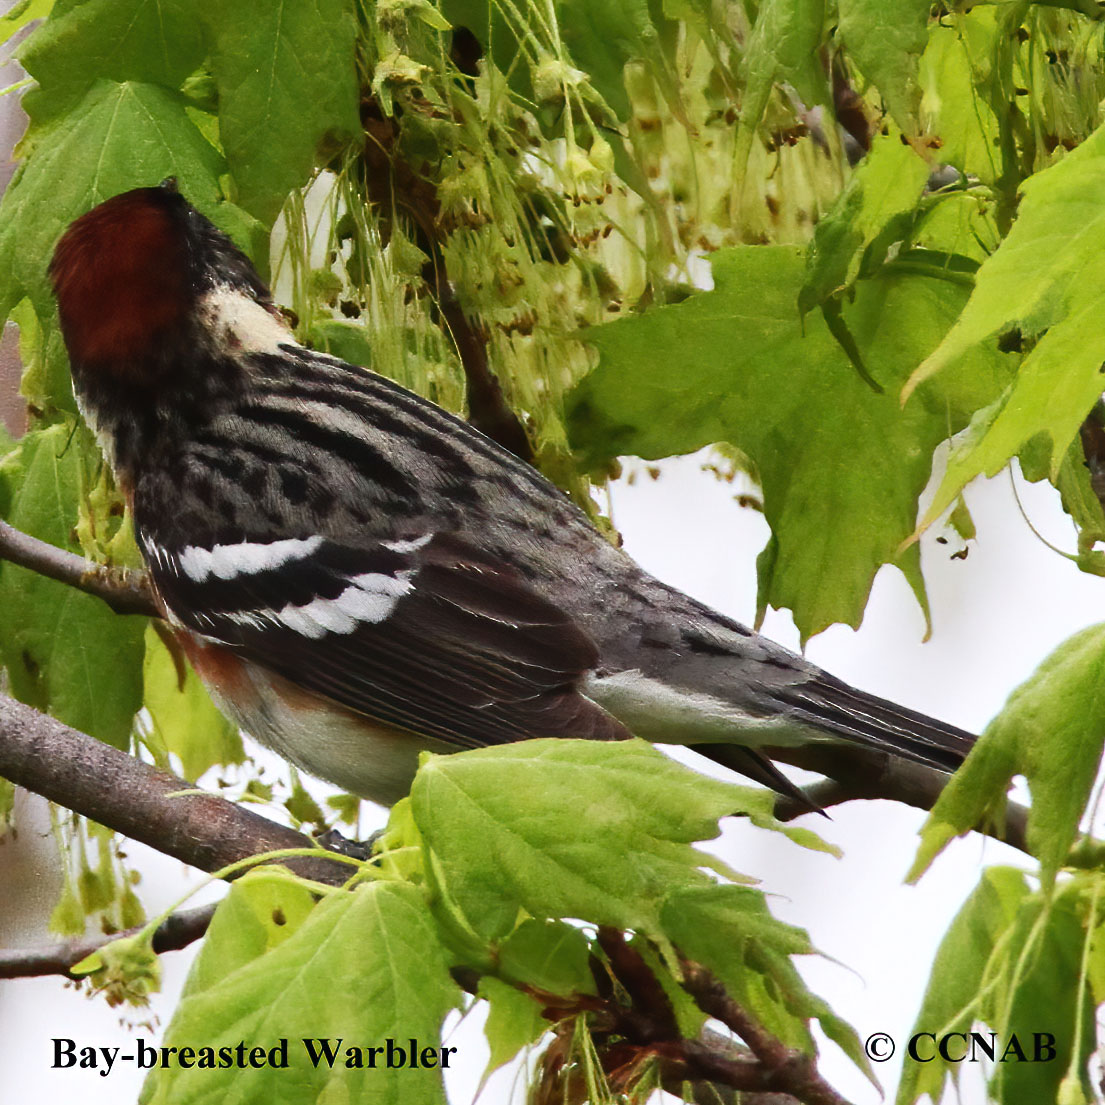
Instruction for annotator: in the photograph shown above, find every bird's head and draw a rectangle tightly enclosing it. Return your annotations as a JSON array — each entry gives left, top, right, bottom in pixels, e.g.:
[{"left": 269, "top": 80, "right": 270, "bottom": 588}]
[{"left": 50, "top": 181, "right": 284, "bottom": 384}]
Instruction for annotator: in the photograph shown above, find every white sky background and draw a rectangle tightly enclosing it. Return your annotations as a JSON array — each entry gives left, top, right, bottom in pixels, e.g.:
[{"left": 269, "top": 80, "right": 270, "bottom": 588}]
[{"left": 3, "top": 449, "right": 1101, "bottom": 1104}]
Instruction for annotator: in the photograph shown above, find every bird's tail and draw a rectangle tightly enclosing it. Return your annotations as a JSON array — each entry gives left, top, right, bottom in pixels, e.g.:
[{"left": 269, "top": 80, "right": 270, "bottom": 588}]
[
  {"left": 690, "top": 672, "right": 975, "bottom": 809},
  {"left": 764, "top": 672, "right": 976, "bottom": 774}
]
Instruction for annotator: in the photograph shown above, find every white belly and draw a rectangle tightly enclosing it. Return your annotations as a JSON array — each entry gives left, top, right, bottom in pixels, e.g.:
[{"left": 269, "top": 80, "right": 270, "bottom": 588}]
[{"left": 209, "top": 666, "right": 456, "bottom": 807}]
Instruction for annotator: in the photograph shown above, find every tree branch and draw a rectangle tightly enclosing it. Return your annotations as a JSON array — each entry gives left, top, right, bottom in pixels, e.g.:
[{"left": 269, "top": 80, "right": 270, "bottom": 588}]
[
  {"left": 769, "top": 745, "right": 1030, "bottom": 856},
  {"left": 436, "top": 280, "right": 533, "bottom": 462},
  {"left": 457, "top": 948, "right": 817, "bottom": 1104},
  {"left": 0, "top": 903, "right": 217, "bottom": 980},
  {"left": 580, "top": 929, "right": 855, "bottom": 1105},
  {"left": 0, "top": 520, "right": 157, "bottom": 616},
  {"left": 680, "top": 959, "right": 855, "bottom": 1105},
  {"left": 0, "top": 694, "right": 349, "bottom": 886},
  {"left": 661, "top": 1030, "right": 809, "bottom": 1105}
]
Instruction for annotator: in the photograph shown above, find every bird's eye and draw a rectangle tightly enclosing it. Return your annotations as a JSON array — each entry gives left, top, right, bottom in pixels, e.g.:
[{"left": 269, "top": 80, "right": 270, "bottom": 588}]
[{"left": 160, "top": 176, "right": 180, "bottom": 194}]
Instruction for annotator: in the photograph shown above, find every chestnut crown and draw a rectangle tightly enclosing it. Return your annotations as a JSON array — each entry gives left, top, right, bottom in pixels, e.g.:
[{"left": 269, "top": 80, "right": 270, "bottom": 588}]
[{"left": 49, "top": 183, "right": 269, "bottom": 375}]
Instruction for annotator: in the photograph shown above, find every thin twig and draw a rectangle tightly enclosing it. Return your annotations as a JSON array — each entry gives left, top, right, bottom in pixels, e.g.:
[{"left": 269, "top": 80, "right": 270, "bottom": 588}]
[
  {"left": 681, "top": 960, "right": 855, "bottom": 1105},
  {"left": 662, "top": 1029, "right": 805, "bottom": 1105},
  {"left": 592, "top": 929, "right": 851, "bottom": 1104},
  {"left": 437, "top": 280, "right": 533, "bottom": 461},
  {"left": 597, "top": 926, "right": 680, "bottom": 1040},
  {"left": 0, "top": 903, "right": 217, "bottom": 980},
  {"left": 485, "top": 931, "right": 841, "bottom": 1103},
  {"left": 772, "top": 778, "right": 867, "bottom": 821},
  {"left": 0, "top": 520, "right": 157, "bottom": 616}
]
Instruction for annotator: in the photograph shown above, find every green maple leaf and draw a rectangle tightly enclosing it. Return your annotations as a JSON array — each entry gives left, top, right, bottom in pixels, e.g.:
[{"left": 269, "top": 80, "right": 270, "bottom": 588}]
[{"left": 569, "top": 246, "right": 1011, "bottom": 640}]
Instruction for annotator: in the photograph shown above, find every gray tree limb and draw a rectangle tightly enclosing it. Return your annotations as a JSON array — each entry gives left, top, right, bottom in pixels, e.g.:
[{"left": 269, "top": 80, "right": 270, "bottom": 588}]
[
  {"left": 0, "top": 693, "right": 348, "bottom": 885},
  {"left": 0, "top": 520, "right": 157, "bottom": 616}
]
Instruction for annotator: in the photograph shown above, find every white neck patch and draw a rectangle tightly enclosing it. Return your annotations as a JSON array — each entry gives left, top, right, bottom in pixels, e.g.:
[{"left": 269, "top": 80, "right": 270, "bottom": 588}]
[{"left": 199, "top": 285, "right": 299, "bottom": 356}]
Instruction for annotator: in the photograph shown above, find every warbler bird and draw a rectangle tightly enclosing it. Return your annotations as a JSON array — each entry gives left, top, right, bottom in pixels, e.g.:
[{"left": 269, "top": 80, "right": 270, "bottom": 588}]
[{"left": 48, "top": 182, "right": 974, "bottom": 807}]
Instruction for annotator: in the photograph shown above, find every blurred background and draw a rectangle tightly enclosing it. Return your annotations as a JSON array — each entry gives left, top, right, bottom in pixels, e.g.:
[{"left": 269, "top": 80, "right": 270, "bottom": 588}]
[{"left": 0, "top": 8, "right": 1100, "bottom": 1103}]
